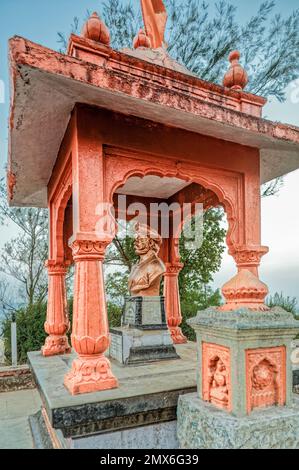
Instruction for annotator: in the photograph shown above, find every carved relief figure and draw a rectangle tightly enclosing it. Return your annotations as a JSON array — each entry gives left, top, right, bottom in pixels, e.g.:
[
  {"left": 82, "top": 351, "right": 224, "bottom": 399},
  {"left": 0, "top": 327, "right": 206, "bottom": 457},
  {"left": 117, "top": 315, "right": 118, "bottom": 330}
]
[
  {"left": 202, "top": 343, "right": 231, "bottom": 411},
  {"left": 246, "top": 347, "right": 286, "bottom": 413},
  {"left": 208, "top": 357, "right": 229, "bottom": 409},
  {"left": 128, "top": 223, "right": 166, "bottom": 297},
  {"left": 250, "top": 359, "right": 278, "bottom": 409}
]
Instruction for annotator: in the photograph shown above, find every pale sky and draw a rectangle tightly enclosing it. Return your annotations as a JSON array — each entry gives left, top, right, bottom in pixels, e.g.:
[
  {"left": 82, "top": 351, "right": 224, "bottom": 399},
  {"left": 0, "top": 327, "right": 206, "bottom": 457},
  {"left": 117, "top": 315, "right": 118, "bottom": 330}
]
[{"left": 0, "top": 0, "right": 298, "bottom": 304}]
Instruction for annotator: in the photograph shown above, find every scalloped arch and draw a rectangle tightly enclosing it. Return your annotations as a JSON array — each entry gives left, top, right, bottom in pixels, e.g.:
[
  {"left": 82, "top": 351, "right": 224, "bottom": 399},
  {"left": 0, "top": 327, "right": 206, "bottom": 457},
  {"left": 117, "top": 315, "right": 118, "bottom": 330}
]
[{"left": 109, "top": 165, "right": 238, "bottom": 252}]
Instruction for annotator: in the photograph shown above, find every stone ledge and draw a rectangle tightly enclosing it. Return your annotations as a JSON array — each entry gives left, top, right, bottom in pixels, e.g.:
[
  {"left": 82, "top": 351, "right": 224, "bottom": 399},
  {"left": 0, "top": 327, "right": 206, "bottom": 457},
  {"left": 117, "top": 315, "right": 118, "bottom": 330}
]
[
  {"left": 0, "top": 365, "right": 36, "bottom": 393},
  {"left": 188, "top": 307, "right": 299, "bottom": 331},
  {"left": 28, "top": 343, "right": 197, "bottom": 438}
]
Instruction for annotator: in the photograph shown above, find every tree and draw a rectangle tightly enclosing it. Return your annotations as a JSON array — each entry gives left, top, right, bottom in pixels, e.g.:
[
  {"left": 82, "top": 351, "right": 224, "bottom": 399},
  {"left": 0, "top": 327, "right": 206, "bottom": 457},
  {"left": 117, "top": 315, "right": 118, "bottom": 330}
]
[
  {"left": 0, "top": 181, "right": 48, "bottom": 309},
  {"left": 179, "top": 207, "right": 226, "bottom": 300}
]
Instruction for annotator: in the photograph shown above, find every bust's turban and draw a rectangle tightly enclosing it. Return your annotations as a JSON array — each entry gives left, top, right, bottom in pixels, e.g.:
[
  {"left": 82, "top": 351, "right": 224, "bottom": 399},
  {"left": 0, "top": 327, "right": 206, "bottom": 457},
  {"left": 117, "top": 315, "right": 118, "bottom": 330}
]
[{"left": 135, "top": 223, "right": 162, "bottom": 245}]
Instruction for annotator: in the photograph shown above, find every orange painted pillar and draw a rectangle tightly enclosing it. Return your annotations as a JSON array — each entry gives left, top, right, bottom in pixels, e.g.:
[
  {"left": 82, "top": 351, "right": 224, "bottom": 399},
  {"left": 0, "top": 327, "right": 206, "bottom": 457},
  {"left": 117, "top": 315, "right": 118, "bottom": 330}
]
[
  {"left": 161, "top": 235, "right": 187, "bottom": 344},
  {"left": 220, "top": 165, "right": 269, "bottom": 311},
  {"left": 63, "top": 106, "right": 118, "bottom": 395},
  {"left": 42, "top": 260, "right": 71, "bottom": 356},
  {"left": 164, "top": 261, "right": 187, "bottom": 344},
  {"left": 64, "top": 239, "right": 118, "bottom": 395}
]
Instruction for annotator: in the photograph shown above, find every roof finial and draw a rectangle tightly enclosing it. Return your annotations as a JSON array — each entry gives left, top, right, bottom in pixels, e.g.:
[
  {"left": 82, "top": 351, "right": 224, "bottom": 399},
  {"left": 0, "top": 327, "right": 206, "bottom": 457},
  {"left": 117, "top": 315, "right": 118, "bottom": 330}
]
[
  {"left": 133, "top": 28, "right": 151, "bottom": 49},
  {"left": 81, "top": 12, "right": 110, "bottom": 46},
  {"left": 223, "top": 50, "right": 248, "bottom": 91},
  {"left": 140, "top": 0, "right": 167, "bottom": 49}
]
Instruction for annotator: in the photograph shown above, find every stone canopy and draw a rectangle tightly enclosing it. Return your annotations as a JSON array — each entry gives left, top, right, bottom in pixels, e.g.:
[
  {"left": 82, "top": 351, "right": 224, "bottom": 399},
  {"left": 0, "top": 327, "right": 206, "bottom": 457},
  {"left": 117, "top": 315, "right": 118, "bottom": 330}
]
[{"left": 8, "top": 34, "right": 299, "bottom": 208}]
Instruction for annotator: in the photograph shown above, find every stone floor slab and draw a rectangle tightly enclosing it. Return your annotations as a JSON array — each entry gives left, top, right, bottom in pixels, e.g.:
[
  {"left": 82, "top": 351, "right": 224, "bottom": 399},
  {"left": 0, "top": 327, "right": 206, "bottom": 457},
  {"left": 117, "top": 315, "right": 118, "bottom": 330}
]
[{"left": 0, "top": 389, "right": 41, "bottom": 449}]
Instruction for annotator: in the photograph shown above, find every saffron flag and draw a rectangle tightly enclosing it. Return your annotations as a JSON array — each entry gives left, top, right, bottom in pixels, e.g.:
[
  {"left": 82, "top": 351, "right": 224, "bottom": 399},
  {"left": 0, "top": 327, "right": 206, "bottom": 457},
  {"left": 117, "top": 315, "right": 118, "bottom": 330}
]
[{"left": 140, "top": 0, "right": 168, "bottom": 48}]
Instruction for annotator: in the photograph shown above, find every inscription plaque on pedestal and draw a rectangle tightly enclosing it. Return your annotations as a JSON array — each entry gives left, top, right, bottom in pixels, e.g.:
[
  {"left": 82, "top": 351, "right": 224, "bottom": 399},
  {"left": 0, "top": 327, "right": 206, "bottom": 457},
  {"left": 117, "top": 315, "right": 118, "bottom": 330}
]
[{"left": 122, "top": 296, "right": 167, "bottom": 330}]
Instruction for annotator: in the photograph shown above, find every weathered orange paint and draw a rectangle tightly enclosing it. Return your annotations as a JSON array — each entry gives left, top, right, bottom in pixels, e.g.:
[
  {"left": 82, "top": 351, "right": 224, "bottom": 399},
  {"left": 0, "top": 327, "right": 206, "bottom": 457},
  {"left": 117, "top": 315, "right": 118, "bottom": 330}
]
[
  {"left": 7, "top": 9, "right": 279, "bottom": 393},
  {"left": 64, "top": 240, "right": 118, "bottom": 395},
  {"left": 245, "top": 346, "right": 286, "bottom": 414},
  {"left": 164, "top": 262, "right": 187, "bottom": 344}
]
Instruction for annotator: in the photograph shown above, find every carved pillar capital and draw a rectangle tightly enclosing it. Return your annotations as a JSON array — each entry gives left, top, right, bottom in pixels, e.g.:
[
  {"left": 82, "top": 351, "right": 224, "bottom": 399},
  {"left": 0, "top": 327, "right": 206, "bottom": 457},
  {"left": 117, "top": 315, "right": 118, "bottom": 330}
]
[
  {"left": 45, "top": 260, "right": 70, "bottom": 275},
  {"left": 71, "top": 239, "right": 109, "bottom": 262},
  {"left": 230, "top": 246, "right": 269, "bottom": 270},
  {"left": 165, "top": 262, "right": 184, "bottom": 276}
]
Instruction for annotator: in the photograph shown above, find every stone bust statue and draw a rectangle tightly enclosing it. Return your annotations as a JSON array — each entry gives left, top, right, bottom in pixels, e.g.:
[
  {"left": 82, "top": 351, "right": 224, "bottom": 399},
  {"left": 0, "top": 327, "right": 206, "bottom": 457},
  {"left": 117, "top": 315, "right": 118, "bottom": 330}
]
[{"left": 128, "top": 223, "right": 166, "bottom": 297}]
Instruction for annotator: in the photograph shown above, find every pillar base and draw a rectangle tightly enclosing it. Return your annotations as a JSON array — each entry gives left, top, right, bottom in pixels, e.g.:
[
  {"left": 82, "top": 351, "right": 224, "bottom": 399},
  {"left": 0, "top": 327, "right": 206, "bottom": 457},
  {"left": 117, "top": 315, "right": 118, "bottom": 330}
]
[
  {"left": 170, "top": 326, "right": 187, "bottom": 344},
  {"left": 42, "top": 335, "right": 71, "bottom": 357},
  {"left": 64, "top": 355, "right": 118, "bottom": 395},
  {"left": 178, "top": 393, "right": 299, "bottom": 449},
  {"left": 220, "top": 269, "right": 269, "bottom": 312}
]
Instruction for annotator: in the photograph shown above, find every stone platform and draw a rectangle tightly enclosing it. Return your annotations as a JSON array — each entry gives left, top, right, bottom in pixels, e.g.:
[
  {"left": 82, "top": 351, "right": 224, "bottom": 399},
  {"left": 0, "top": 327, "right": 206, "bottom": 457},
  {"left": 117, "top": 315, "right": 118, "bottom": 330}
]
[{"left": 27, "top": 343, "right": 196, "bottom": 449}]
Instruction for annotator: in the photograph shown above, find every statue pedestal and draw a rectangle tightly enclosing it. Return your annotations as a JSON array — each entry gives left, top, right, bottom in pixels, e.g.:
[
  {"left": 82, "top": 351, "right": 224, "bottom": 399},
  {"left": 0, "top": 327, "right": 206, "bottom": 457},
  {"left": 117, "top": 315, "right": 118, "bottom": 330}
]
[
  {"left": 109, "top": 296, "right": 179, "bottom": 365},
  {"left": 177, "top": 307, "right": 299, "bottom": 449}
]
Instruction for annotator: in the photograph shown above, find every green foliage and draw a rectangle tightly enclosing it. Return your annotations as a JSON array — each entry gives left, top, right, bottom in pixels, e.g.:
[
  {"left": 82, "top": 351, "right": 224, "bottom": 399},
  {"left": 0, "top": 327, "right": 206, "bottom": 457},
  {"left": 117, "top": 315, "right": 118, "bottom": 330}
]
[
  {"left": 1, "top": 299, "right": 73, "bottom": 365},
  {"left": 266, "top": 292, "right": 298, "bottom": 316},
  {"left": 107, "top": 302, "right": 123, "bottom": 328},
  {"left": 179, "top": 208, "right": 226, "bottom": 290},
  {"left": 106, "top": 271, "right": 129, "bottom": 307},
  {"left": 181, "top": 287, "right": 222, "bottom": 341},
  {"left": 1, "top": 303, "right": 48, "bottom": 365},
  {"left": 0, "top": 297, "right": 123, "bottom": 364},
  {"left": 106, "top": 232, "right": 138, "bottom": 271}
]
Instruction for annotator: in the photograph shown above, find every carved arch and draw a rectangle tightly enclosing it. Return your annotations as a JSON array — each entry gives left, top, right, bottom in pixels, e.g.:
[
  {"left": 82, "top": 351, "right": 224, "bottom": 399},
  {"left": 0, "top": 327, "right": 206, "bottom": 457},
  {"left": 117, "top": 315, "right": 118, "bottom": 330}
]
[{"left": 104, "top": 148, "right": 242, "bottom": 253}]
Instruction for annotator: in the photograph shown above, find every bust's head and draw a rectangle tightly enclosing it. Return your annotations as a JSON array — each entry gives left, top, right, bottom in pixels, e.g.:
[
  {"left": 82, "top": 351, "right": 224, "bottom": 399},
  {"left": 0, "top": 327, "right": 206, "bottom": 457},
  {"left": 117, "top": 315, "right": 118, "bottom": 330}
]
[{"left": 134, "top": 223, "right": 161, "bottom": 256}]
